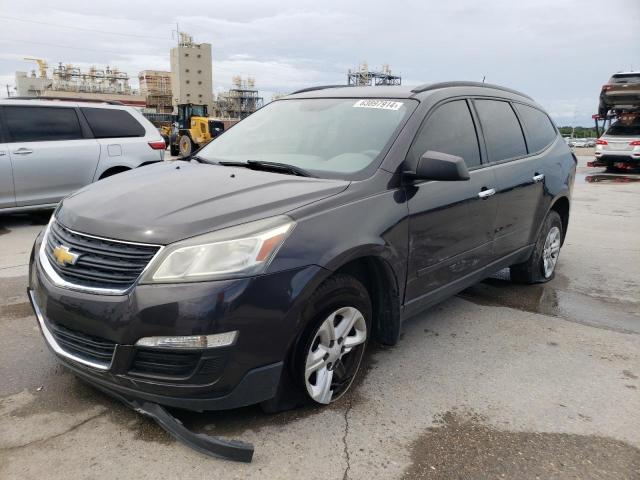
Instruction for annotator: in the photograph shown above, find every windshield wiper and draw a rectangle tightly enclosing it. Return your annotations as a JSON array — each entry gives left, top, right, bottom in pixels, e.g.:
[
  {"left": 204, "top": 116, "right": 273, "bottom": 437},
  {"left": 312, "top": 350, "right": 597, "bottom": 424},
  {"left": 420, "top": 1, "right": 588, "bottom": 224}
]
[
  {"left": 188, "top": 155, "right": 219, "bottom": 165},
  {"left": 218, "top": 160, "right": 315, "bottom": 178}
]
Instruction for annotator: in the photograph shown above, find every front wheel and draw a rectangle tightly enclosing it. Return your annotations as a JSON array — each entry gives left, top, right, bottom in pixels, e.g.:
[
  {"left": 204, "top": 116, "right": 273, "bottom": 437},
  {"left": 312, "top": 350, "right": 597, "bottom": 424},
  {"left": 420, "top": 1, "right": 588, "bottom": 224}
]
[
  {"left": 510, "top": 210, "right": 563, "bottom": 284},
  {"left": 178, "top": 135, "right": 194, "bottom": 157},
  {"left": 296, "top": 275, "right": 371, "bottom": 405}
]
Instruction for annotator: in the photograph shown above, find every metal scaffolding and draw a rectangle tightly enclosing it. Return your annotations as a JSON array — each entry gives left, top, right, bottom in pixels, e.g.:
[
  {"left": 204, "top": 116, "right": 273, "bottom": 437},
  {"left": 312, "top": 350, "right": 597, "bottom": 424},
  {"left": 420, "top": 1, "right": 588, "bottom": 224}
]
[
  {"left": 50, "top": 63, "right": 135, "bottom": 95},
  {"left": 213, "top": 76, "right": 264, "bottom": 120},
  {"left": 347, "top": 62, "right": 401, "bottom": 86},
  {"left": 139, "top": 70, "right": 172, "bottom": 113}
]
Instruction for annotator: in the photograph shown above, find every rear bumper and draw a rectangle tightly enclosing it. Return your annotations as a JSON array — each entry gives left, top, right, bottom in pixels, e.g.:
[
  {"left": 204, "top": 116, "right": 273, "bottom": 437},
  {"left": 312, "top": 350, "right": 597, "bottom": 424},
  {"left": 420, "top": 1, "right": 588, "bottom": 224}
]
[{"left": 593, "top": 152, "right": 640, "bottom": 161}]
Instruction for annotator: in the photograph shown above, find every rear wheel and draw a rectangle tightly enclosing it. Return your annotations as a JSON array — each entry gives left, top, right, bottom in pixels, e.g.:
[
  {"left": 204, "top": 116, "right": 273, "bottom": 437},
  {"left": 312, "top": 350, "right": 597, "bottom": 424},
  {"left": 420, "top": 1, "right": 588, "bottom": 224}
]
[
  {"left": 510, "top": 210, "right": 563, "bottom": 284},
  {"left": 296, "top": 275, "right": 371, "bottom": 405}
]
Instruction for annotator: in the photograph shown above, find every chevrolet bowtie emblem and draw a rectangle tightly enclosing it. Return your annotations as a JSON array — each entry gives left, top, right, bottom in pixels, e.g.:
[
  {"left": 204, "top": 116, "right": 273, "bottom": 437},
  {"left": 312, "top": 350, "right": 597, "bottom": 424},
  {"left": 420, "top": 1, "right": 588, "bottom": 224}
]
[{"left": 52, "top": 245, "right": 80, "bottom": 267}]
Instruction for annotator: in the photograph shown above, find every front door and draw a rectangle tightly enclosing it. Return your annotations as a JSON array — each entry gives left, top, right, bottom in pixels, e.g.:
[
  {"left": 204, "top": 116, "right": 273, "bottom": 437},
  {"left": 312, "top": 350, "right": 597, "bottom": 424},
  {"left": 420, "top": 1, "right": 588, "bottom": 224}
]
[
  {"left": 3, "top": 105, "right": 100, "bottom": 206},
  {"left": 404, "top": 99, "right": 497, "bottom": 307}
]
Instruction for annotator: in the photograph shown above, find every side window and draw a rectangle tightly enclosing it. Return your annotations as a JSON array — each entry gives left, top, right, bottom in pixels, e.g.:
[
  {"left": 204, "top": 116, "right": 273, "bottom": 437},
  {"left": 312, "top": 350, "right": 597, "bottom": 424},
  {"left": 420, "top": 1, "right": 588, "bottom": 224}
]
[
  {"left": 408, "top": 100, "right": 481, "bottom": 168},
  {"left": 513, "top": 103, "right": 557, "bottom": 153},
  {"left": 474, "top": 100, "right": 527, "bottom": 162},
  {"left": 81, "top": 108, "right": 146, "bottom": 138},
  {"left": 4, "top": 106, "right": 83, "bottom": 142}
]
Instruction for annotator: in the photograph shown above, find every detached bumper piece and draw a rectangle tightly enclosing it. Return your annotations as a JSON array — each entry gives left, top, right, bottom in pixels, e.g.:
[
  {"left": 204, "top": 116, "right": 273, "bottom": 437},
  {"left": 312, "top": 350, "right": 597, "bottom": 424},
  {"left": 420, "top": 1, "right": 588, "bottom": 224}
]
[
  {"left": 130, "top": 400, "right": 254, "bottom": 463},
  {"left": 98, "top": 384, "right": 254, "bottom": 462}
]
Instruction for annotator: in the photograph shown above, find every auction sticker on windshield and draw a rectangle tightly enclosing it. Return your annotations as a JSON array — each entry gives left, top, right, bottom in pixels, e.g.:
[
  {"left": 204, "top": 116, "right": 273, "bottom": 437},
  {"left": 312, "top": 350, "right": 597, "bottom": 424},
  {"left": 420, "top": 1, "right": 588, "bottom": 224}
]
[{"left": 353, "top": 99, "right": 404, "bottom": 110}]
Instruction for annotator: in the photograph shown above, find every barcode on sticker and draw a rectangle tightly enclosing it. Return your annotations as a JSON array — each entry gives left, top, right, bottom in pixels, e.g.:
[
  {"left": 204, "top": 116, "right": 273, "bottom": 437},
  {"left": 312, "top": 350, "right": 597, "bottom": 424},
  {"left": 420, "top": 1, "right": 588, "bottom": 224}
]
[{"left": 353, "top": 100, "right": 403, "bottom": 110}]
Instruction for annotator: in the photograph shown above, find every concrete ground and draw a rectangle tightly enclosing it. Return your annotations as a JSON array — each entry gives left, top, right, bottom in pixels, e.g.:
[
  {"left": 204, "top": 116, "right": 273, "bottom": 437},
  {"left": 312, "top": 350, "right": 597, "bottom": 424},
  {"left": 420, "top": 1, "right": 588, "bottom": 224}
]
[{"left": 0, "top": 155, "right": 638, "bottom": 479}]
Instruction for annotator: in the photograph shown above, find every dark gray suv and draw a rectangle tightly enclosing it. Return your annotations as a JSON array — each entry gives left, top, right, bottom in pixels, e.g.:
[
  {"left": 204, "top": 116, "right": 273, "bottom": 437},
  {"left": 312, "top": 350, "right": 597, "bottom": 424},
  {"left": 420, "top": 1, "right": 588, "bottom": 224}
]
[{"left": 28, "top": 82, "right": 575, "bottom": 459}]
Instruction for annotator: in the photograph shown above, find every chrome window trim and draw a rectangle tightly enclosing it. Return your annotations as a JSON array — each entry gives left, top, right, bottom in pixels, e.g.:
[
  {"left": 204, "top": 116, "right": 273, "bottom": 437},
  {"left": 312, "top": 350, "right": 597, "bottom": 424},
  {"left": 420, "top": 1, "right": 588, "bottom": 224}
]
[
  {"left": 28, "top": 289, "right": 114, "bottom": 371},
  {"left": 39, "top": 217, "right": 164, "bottom": 296}
]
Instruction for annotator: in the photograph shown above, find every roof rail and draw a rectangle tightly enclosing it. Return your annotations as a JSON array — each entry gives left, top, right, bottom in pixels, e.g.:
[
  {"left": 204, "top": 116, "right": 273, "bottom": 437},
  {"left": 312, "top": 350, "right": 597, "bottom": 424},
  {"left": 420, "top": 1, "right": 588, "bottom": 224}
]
[
  {"left": 4, "top": 96, "right": 125, "bottom": 105},
  {"left": 411, "top": 81, "right": 532, "bottom": 100},
  {"left": 290, "top": 84, "right": 351, "bottom": 95}
]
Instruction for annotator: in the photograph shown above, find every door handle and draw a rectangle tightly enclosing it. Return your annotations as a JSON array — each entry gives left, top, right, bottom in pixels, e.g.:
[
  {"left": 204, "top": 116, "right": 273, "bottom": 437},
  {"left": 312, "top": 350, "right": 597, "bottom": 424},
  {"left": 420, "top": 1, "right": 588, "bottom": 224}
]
[
  {"left": 13, "top": 148, "right": 33, "bottom": 155},
  {"left": 533, "top": 173, "right": 545, "bottom": 183},
  {"left": 0, "top": 151, "right": 6, "bottom": 156},
  {"left": 478, "top": 188, "right": 496, "bottom": 199}
]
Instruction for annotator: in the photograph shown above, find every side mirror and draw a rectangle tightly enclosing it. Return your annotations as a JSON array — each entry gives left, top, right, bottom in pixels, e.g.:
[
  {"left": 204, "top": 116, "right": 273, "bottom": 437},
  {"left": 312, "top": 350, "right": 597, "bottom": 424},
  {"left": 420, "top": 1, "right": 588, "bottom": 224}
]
[{"left": 407, "top": 151, "right": 470, "bottom": 181}]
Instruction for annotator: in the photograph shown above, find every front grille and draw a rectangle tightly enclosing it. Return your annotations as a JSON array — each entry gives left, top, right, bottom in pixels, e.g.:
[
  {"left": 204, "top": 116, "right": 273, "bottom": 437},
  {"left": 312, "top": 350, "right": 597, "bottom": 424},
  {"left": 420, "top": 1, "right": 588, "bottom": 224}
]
[
  {"left": 129, "top": 349, "right": 200, "bottom": 378},
  {"left": 44, "top": 221, "right": 160, "bottom": 291},
  {"left": 48, "top": 321, "right": 116, "bottom": 366}
]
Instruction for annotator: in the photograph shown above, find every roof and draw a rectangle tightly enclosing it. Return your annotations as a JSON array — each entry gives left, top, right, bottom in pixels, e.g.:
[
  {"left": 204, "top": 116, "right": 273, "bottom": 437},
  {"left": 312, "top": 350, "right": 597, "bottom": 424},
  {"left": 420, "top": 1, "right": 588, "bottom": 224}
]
[
  {"left": 0, "top": 98, "right": 132, "bottom": 109},
  {"left": 285, "top": 81, "right": 533, "bottom": 101}
]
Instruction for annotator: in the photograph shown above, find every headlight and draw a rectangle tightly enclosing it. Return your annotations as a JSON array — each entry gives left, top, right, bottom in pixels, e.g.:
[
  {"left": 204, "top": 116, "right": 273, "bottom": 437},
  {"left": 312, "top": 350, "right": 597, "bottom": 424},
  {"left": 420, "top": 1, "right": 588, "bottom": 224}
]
[{"left": 140, "top": 215, "right": 295, "bottom": 283}]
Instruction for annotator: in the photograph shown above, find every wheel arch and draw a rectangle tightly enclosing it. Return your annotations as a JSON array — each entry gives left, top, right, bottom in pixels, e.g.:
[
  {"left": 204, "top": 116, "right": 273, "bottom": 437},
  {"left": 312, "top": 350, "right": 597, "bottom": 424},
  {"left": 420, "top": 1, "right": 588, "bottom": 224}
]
[
  {"left": 549, "top": 195, "right": 570, "bottom": 245},
  {"left": 98, "top": 165, "right": 131, "bottom": 179},
  {"left": 330, "top": 254, "right": 402, "bottom": 346}
]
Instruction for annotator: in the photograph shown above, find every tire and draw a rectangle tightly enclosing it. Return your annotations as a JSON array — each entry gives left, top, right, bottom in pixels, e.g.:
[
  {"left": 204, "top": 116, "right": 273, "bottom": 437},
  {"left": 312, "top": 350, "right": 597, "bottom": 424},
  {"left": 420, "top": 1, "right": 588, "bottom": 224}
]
[
  {"left": 178, "top": 135, "right": 193, "bottom": 157},
  {"left": 510, "top": 210, "right": 563, "bottom": 284},
  {"left": 170, "top": 144, "right": 179, "bottom": 156},
  {"left": 294, "top": 274, "right": 372, "bottom": 406}
]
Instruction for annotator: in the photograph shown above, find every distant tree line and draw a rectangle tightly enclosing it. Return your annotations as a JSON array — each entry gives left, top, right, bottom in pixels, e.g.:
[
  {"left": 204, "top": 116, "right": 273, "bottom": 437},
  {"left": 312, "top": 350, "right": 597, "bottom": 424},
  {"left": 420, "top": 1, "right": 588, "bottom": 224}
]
[{"left": 558, "top": 126, "right": 597, "bottom": 138}]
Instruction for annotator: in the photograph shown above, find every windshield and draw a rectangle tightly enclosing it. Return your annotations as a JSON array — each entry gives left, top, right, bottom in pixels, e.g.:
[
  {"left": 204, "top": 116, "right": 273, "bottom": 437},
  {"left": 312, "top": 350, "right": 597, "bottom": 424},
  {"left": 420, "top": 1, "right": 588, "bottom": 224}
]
[
  {"left": 606, "top": 121, "right": 640, "bottom": 136},
  {"left": 197, "top": 98, "right": 415, "bottom": 179},
  {"left": 611, "top": 74, "right": 640, "bottom": 84}
]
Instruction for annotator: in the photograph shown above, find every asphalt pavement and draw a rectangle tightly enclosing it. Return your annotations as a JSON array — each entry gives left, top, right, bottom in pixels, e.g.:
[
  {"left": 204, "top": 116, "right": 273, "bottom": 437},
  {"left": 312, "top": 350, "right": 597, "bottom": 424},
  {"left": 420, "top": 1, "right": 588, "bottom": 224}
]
[{"left": 1, "top": 154, "right": 638, "bottom": 479}]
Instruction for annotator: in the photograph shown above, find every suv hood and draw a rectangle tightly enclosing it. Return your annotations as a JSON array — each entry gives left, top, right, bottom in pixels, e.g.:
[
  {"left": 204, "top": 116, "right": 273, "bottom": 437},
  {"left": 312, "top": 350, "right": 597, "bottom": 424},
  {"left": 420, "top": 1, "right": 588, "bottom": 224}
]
[{"left": 57, "top": 161, "right": 349, "bottom": 244}]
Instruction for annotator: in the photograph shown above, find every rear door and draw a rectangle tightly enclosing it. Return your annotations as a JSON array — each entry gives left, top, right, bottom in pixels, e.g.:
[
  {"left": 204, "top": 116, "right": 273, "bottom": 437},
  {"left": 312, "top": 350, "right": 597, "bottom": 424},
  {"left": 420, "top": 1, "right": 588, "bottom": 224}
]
[
  {"left": 0, "top": 111, "right": 15, "bottom": 209},
  {"left": 4, "top": 105, "right": 100, "bottom": 206},
  {"left": 405, "top": 99, "right": 498, "bottom": 306},
  {"left": 472, "top": 99, "right": 544, "bottom": 259}
]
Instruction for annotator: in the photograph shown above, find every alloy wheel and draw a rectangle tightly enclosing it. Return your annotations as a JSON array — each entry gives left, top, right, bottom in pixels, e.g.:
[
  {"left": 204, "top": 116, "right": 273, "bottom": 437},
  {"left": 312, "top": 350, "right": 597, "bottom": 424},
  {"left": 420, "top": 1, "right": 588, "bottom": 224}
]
[
  {"left": 542, "top": 226, "right": 561, "bottom": 278},
  {"left": 304, "top": 306, "right": 367, "bottom": 404}
]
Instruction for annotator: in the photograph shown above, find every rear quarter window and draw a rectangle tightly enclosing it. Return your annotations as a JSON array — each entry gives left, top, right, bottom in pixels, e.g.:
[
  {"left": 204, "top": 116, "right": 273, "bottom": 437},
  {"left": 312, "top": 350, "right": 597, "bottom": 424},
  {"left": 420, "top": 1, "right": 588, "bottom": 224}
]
[
  {"left": 4, "top": 106, "right": 83, "bottom": 142},
  {"left": 513, "top": 103, "right": 557, "bottom": 153},
  {"left": 474, "top": 100, "right": 527, "bottom": 162},
  {"left": 81, "top": 108, "right": 146, "bottom": 138}
]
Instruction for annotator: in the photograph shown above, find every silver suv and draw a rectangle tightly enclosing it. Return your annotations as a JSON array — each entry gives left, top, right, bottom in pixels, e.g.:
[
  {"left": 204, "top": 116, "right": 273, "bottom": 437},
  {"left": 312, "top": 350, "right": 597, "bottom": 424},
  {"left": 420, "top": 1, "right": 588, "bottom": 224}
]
[
  {"left": 595, "top": 117, "right": 640, "bottom": 165},
  {"left": 0, "top": 99, "right": 165, "bottom": 213}
]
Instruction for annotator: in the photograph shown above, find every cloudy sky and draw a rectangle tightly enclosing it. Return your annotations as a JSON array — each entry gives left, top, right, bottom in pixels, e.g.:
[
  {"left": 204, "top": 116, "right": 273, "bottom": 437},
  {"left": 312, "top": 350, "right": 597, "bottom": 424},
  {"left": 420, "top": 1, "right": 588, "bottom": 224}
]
[{"left": 0, "top": 0, "right": 638, "bottom": 125}]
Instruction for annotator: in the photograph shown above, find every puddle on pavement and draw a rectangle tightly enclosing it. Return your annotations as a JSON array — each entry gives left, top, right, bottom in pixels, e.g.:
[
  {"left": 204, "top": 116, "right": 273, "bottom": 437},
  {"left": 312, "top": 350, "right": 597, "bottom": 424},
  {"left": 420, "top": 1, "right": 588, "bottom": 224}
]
[
  {"left": 403, "top": 410, "right": 640, "bottom": 479},
  {"left": 0, "top": 301, "right": 33, "bottom": 319},
  {"left": 458, "top": 273, "right": 640, "bottom": 335}
]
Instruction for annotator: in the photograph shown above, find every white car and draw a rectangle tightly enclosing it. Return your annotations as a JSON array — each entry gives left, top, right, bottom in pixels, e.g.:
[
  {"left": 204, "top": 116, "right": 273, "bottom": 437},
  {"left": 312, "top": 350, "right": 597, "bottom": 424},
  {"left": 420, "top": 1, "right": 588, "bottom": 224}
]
[
  {"left": 595, "top": 119, "right": 640, "bottom": 165},
  {"left": 571, "top": 139, "right": 588, "bottom": 148},
  {"left": 0, "top": 99, "right": 166, "bottom": 213}
]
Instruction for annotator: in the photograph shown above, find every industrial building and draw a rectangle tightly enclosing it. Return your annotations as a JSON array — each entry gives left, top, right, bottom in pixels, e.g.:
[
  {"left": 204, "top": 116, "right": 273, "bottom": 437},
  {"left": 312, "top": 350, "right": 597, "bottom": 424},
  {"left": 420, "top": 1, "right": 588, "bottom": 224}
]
[
  {"left": 170, "top": 32, "right": 214, "bottom": 112},
  {"left": 12, "top": 32, "right": 265, "bottom": 120},
  {"left": 139, "top": 70, "right": 172, "bottom": 113},
  {"left": 213, "top": 76, "right": 264, "bottom": 119},
  {"left": 348, "top": 63, "right": 402, "bottom": 86},
  {"left": 13, "top": 58, "right": 145, "bottom": 107}
]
